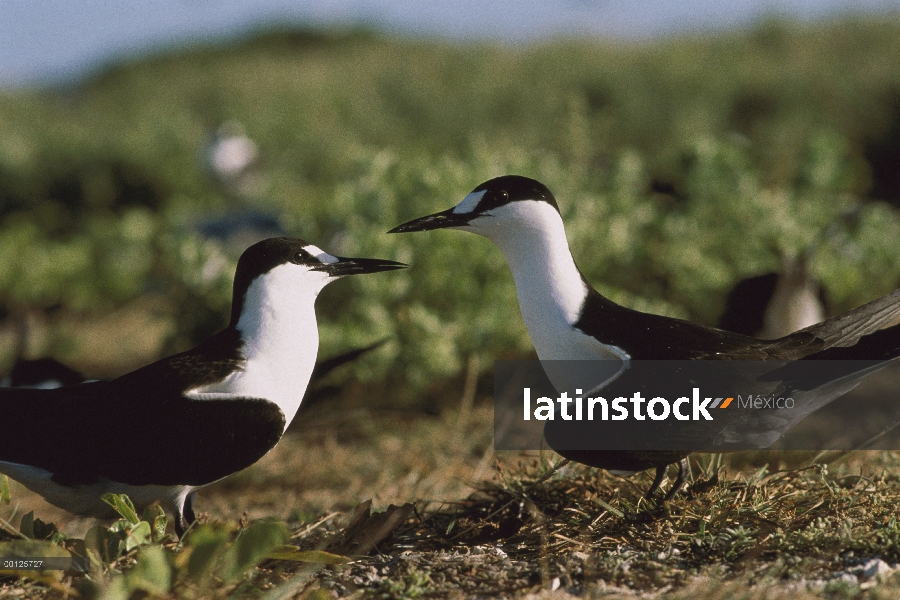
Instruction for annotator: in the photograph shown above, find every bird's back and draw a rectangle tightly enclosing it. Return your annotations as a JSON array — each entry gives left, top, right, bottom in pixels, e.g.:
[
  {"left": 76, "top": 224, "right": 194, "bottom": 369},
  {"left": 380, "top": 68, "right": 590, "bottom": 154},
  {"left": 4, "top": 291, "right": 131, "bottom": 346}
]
[{"left": 0, "top": 330, "right": 287, "bottom": 488}]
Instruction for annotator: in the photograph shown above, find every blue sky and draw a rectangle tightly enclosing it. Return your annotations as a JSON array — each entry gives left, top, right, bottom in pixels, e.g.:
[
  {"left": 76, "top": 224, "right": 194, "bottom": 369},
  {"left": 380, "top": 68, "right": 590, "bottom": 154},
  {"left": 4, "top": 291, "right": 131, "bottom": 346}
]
[{"left": 1, "top": 0, "right": 898, "bottom": 86}]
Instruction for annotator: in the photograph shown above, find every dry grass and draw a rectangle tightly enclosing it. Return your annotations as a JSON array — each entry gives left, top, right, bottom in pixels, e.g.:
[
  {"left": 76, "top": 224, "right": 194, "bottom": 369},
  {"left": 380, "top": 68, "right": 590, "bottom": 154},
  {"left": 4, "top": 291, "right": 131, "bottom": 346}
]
[{"left": 5, "top": 389, "right": 900, "bottom": 598}]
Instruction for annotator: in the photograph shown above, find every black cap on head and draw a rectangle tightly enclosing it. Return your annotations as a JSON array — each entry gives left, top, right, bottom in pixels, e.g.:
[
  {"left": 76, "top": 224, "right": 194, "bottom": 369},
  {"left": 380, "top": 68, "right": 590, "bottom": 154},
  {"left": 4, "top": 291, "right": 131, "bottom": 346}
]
[
  {"left": 230, "top": 237, "right": 406, "bottom": 324},
  {"left": 233, "top": 237, "right": 312, "bottom": 291},
  {"left": 468, "top": 175, "right": 559, "bottom": 213},
  {"left": 388, "top": 175, "right": 558, "bottom": 233}
]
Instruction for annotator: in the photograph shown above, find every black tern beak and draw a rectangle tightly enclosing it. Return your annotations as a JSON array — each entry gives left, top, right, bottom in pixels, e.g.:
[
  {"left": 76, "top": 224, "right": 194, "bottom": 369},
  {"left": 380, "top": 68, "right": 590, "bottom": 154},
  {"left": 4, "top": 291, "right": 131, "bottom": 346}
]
[
  {"left": 313, "top": 256, "right": 408, "bottom": 276},
  {"left": 388, "top": 207, "right": 474, "bottom": 233}
]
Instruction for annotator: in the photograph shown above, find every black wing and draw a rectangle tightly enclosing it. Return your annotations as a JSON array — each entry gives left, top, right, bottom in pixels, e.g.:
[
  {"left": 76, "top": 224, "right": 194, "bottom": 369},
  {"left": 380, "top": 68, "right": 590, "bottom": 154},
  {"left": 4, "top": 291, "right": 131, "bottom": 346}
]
[
  {"left": 575, "top": 285, "right": 900, "bottom": 360},
  {"left": 0, "top": 328, "right": 285, "bottom": 487},
  {"left": 0, "top": 382, "right": 285, "bottom": 487}
]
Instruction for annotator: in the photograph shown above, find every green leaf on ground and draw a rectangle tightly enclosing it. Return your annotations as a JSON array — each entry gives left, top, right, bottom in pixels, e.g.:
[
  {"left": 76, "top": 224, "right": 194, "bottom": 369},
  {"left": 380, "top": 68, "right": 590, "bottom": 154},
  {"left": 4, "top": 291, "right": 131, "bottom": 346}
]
[
  {"left": 124, "top": 546, "right": 173, "bottom": 596},
  {"left": 141, "top": 504, "right": 169, "bottom": 542},
  {"left": 102, "top": 493, "right": 140, "bottom": 525},
  {"left": 124, "top": 521, "right": 152, "bottom": 552},
  {"left": 218, "top": 520, "right": 290, "bottom": 583},
  {"left": 184, "top": 524, "right": 232, "bottom": 582}
]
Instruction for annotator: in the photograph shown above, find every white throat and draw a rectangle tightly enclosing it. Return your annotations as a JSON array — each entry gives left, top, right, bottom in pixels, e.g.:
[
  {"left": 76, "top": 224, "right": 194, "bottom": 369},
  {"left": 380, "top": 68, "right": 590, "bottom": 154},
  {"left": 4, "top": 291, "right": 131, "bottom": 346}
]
[
  {"left": 465, "top": 201, "right": 625, "bottom": 364},
  {"left": 189, "top": 264, "right": 327, "bottom": 430}
]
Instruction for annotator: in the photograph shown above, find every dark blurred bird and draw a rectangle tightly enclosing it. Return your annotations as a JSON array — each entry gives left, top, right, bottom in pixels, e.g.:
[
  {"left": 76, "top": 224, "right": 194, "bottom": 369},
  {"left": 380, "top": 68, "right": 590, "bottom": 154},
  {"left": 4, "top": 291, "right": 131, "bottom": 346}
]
[
  {"left": 2, "top": 357, "right": 86, "bottom": 389},
  {"left": 719, "top": 255, "right": 826, "bottom": 340},
  {"left": 719, "top": 206, "right": 876, "bottom": 340},
  {"left": 390, "top": 175, "right": 900, "bottom": 500},
  {"left": 0, "top": 238, "right": 405, "bottom": 535},
  {"left": 195, "top": 209, "right": 288, "bottom": 261}
]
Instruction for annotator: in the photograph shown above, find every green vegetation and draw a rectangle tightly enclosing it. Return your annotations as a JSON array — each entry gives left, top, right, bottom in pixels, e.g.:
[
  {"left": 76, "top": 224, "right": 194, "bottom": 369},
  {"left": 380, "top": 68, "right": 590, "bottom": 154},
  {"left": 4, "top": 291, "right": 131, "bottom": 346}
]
[
  {"left": 1, "top": 492, "right": 347, "bottom": 598},
  {"left": 1, "top": 17, "right": 899, "bottom": 396}
]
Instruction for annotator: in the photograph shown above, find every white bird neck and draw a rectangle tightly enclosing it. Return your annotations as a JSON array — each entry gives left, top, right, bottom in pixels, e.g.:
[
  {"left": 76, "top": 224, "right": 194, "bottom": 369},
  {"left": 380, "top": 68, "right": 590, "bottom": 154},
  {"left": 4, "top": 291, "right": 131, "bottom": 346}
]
[
  {"left": 230, "top": 267, "right": 324, "bottom": 428},
  {"left": 237, "top": 285, "right": 320, "bottom": 362},
  {"left": 473, "top": 202, "right": 592, "bottom": 359}
]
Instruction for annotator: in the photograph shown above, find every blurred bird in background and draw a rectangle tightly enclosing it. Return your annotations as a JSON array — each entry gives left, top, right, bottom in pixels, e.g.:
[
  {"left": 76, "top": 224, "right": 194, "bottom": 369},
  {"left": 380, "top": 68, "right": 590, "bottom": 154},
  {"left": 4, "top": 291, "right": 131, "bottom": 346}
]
[
  {"left": 718, "top": 254, "right": 826, "bottom": 339},
  {"left": 203, "top": 121, "right": 262, "bottom": 200}
]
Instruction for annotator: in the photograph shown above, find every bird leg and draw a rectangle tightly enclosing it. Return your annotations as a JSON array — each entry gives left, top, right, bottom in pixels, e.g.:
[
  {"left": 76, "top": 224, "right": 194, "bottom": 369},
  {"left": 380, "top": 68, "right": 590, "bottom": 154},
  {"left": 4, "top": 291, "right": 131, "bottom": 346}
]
[
  {"left": 644, "top": 458, "right": 693, "bottom": 502},
  {"left": 174, "top": 491, "right": 197, "bottom": 538},
  {"left": 645, "top": 465, "right": 667, "bottom": 499},
  {"left": 663, "top": 458, "right": 692, "bottom": 502}
]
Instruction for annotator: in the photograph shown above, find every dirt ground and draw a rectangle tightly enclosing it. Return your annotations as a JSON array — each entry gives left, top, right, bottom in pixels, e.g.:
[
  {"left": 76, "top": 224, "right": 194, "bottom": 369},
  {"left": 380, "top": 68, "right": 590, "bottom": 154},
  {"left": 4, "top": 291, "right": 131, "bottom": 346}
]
[{"left": 6, "top": 393, "right": 900, "bottom": 598}]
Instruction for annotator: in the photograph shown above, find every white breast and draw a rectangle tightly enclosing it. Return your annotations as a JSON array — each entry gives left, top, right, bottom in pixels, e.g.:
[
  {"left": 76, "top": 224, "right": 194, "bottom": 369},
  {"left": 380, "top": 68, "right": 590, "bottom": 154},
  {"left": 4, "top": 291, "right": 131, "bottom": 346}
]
[
  {"left": 187, "top": 264, "right": 325, "bottom": 431},
  {"left": 469, "top": 201, "right": 629, "bottom": 391}
]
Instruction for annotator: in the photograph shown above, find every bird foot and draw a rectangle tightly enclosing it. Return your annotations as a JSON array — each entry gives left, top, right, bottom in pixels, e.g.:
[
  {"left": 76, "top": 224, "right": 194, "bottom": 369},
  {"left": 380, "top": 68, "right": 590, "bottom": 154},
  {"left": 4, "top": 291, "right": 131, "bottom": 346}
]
[{"left": 643, "top": 458, "right": 692, "bottom": 504}]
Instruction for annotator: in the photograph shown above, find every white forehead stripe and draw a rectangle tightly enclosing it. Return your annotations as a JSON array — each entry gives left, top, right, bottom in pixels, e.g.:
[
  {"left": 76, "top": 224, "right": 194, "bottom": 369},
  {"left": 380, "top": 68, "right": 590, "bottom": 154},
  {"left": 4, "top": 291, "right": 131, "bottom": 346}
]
[
  {"left": 304, "top": 244, "right": 339, "bottom": 264},
  {"left": 452, "top": 190, "right": 487, "bottom": 215}
]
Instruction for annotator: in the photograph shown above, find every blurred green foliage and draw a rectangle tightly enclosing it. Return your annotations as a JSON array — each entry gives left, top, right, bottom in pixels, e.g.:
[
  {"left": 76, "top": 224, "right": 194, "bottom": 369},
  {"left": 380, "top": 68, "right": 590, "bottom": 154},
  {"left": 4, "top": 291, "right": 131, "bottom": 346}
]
[{"left": 1, "top": 18, "right": 899, "bottom": 400}]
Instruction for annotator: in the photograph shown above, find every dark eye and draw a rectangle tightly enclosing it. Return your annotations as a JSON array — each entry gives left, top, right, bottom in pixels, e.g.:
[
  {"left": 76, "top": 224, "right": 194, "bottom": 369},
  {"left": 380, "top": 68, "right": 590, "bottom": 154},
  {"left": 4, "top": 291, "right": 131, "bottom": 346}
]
[
  {"left": 499, "top": 190, "right": 509, "bottom": 201},
  {"left": 291, "top": 251, "right": 306, "bottom": 264}
]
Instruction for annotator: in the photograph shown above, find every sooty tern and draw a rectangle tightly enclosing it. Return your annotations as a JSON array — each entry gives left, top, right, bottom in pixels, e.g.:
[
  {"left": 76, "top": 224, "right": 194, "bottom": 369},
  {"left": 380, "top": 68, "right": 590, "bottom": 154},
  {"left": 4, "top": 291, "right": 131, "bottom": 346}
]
[
  {"left": 0, "top": 237, "right": 405, "bottom": 535},
  {"left": 2, "top": 357, "right": 86, "bottom": 389},
  {"left": 390, "top": 175, "right": 900, "bottom": 500},
  {"left": 719, "top": 255, "right": 826, "bottom": 340}
]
